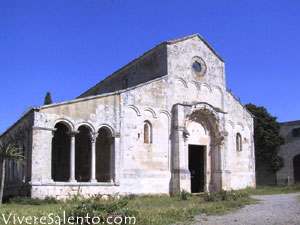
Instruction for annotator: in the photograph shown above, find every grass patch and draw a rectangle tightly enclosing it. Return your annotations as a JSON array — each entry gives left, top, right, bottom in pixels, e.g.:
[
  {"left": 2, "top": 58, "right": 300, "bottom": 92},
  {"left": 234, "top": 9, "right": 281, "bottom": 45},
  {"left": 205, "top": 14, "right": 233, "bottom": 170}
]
[
  {"left": 0, "top": 190, "right": 257, "bottom": 225},
  {"left": 247, "top": 185, "right": 300, "bottom": 195},
  {"left": 8, "top": 196, "right": 60, "bottom": 205},
  {"left": 1, "top": 186, "right": 299, "bottom": 224},
  {"left": 131, "top": 193, "right": 256, "bottom": 225}
]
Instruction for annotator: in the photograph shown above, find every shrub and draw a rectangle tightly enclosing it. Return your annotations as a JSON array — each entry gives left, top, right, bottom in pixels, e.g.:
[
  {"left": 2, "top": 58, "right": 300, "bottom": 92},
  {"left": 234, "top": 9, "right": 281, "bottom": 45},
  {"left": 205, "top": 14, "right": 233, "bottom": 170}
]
[
  {"left": 202, "top": 192, "right": 218, "bottom": 202},
  {"left": 180, "top": 189, "right": 190, "bottom": 200},
  {"left": 202, "top": 190, "right": 249, "bottom": 202},
  {"left": 64, "top": 195, "right": 138, "bottom": 225}
]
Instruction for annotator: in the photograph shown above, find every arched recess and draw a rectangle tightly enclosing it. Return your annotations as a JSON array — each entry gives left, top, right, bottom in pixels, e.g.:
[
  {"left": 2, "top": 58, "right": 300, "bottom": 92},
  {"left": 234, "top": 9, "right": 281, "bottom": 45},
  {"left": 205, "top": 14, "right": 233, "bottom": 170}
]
[
  {"left": 188, "top": 81, "right": 199, "bottom": 101},
  {"left": 200, "top": 83, "right": 212, "bottom": 104},
  {"left": 144, "top": 108, "right": 157, "bottom": 118},
  {"left": 186, "top": 105, "right": 222, "bottom": 192},
  {"left": 237, "top": 122, "right": 244, "bottom": 131},
  {"left": 75, "top": 125, "right": 92, "bottom": 182},
  {"left": 51, "top": 122, "right": 71, "bottom": 182},
  {"left": 96, "top": 126, "right": 114, "bottom": 182},
  {"left": 212, "top": 87, "right": 223, "bottom": 109},
  {"left": 294, "top": 154, "right": 300, "bottom": 183},
  {"left": 175, "top": 78, "right": 188, "bottom": 102}
]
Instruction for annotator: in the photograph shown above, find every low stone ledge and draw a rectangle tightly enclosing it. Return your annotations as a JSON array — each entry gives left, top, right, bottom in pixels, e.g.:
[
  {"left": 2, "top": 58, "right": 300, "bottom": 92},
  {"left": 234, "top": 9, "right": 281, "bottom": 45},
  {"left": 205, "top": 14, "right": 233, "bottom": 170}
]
[{"left": 29, "top": 181, "right": 119, "bottom": 187}]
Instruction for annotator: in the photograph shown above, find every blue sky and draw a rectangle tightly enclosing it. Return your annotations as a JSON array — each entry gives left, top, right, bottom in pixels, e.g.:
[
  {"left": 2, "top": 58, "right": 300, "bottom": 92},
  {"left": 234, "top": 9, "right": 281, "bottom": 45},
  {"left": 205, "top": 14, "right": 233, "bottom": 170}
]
[{"left": 0, "top": 0, "right": 300, "bottom": 133}]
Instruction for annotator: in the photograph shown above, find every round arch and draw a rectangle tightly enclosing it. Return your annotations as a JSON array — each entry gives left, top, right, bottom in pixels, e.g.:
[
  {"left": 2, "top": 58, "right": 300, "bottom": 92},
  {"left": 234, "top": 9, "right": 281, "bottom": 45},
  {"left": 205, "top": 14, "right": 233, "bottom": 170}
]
[
  {"left": 95, "top": 126, "right": 115, "bottom": 182},
  {"left": 96, "top": 124, "right": 115, "bottom": 137},
  {"left": 53, "top": 118, "right": 74, "bottom": 131},
  {"left": 75, "top": 122, "right": 95, "bottom": 133}
]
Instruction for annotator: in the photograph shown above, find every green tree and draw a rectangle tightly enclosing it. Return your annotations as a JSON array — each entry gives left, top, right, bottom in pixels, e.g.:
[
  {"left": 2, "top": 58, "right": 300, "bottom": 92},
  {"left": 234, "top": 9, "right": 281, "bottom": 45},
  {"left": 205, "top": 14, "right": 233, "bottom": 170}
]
[
  {"left": 44, "top": 92, "right": 53, "bottom": 105},
  {"left": 0, "top": 140, "right": 24, "bottom": 210},
  {"left": 245, "top": 103, "right": 285, "bottom": 172}
]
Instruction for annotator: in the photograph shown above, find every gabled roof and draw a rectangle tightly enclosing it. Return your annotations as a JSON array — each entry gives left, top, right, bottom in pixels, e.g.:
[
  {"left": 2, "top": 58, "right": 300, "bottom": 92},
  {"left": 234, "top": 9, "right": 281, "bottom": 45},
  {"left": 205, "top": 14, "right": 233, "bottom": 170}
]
[
  {"left": 78, "top": 34, "right": 224, "bottom": 98},
  {"left": 164, "top": 33, "right": 225, "bottom": 62}
]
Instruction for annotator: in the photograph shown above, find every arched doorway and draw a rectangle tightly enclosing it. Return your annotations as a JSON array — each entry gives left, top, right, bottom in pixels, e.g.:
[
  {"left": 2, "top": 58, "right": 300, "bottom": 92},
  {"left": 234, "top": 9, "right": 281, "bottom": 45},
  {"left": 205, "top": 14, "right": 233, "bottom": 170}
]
[
  {"left": 96, "top": 127, "right": 114, "bottom": 182},
  {"left": 186, "top": 120, "right": 209, "bottom": 193},
  {"left": 186, "top": 106, "right": 222, "bottom": 193},
  {"left": 75, "top": 126, "right": 92, "bottom": 182},
  {"left": 294, "top": 154, "right": 300, "bottom": 183},
  {"left": 51, "top": 123, "right": 70, "bottom": 181}
]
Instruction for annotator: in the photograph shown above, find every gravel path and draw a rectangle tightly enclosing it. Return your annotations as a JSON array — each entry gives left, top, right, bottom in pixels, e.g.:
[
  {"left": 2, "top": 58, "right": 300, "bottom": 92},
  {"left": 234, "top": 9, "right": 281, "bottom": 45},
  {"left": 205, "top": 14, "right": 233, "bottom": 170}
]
[{"left": 193, "top": 193, "right": 300, "bottom": 225}]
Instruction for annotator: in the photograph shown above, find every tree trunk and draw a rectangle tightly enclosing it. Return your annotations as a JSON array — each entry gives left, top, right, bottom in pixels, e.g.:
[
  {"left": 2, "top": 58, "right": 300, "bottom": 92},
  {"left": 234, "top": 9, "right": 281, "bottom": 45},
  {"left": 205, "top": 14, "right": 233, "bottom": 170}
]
[{"left": 0, "top": 159, "right": 6, "bottom": 211}]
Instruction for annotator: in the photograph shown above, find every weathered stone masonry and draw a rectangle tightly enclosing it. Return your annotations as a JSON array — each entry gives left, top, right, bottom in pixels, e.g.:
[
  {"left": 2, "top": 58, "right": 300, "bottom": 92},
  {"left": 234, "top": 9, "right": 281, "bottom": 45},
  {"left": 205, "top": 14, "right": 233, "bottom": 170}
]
[
  {"left": 277, "top": 120, "right": 300, "bottom": 185},
  {"left": 0, "top": 34, "right": 255, "bottom": 199}
]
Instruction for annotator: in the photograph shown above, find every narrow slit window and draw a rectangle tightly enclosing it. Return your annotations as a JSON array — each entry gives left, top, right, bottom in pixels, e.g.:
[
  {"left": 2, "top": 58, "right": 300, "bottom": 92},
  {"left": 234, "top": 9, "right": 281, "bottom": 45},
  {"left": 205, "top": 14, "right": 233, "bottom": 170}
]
[
  {"left": 236, "top": 133, "right": 242, "bottom": 152},
  {"left": 144, "top": 121, "right": 152, "bottom": 144}
]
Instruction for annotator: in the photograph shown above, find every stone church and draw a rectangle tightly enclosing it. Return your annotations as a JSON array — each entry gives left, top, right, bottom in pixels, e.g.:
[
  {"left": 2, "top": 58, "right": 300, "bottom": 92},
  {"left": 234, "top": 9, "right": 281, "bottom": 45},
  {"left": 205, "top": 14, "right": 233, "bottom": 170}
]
[{"left": 1, "top": 34, "right": 256, "bottom": 199}]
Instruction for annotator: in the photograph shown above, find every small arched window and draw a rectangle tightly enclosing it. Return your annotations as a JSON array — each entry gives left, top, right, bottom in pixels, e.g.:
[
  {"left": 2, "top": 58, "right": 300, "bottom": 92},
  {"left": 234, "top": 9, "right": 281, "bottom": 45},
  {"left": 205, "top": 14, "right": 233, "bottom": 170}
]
[
  {"left": 236, "top": 133, "right": 242, "bottom": 152},
  {"left": 144, "top": 121, "right": 152, "bottom": 144}
]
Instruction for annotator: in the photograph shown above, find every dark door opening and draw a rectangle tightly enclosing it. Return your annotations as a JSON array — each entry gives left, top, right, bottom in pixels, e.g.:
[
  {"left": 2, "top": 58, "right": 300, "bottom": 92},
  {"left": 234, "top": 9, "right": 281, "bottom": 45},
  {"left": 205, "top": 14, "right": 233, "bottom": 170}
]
[
  {"left": 294, "top": 154, "right": 300, "bottom": 183},
  {"left": 188, "top": 145, "right": 205, "bottom": 193}
]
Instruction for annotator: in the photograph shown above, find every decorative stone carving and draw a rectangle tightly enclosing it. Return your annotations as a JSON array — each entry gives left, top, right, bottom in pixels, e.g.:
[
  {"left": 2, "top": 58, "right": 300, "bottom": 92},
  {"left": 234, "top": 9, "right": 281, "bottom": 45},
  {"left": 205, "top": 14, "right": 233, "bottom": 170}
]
[
  {"left": 182, "top": 128, "right": 190, "bottom": 141},
  {"left": 89, "top": 132, "right": 98, "bottom": 143}
]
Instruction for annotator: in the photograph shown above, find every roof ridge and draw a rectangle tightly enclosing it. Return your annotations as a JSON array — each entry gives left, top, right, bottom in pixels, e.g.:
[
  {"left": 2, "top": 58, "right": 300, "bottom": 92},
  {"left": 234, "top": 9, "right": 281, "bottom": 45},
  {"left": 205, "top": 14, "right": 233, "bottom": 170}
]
[{"left": 165, "top": 33, "right": 225, "bottom": 62}]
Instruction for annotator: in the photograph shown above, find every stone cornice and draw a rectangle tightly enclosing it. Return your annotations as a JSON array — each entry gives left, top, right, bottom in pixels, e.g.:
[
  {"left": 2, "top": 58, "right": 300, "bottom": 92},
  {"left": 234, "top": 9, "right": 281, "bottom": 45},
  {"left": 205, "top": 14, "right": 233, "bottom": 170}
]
[{"left": 32, "top": 127, "right": 57, "bottom": 132}]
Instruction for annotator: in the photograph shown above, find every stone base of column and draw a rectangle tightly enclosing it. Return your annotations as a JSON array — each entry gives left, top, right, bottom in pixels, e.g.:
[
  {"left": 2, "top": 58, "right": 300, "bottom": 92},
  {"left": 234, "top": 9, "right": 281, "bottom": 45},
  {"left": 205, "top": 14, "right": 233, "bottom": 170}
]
[
  {"left": 171, "top": 169, "right": 191, "bottom": 194},
  {"left": 211, "top": 170, "right": 231, "bottom": 193},
  {"left": 68, "top": 179, "right": 77, "bottom": 183},
  {"left": 47, "top": 178, "right": 54, "bottom": 183},
  {"left": 89, "top": 179, "right": 97, "bottom": 183}
]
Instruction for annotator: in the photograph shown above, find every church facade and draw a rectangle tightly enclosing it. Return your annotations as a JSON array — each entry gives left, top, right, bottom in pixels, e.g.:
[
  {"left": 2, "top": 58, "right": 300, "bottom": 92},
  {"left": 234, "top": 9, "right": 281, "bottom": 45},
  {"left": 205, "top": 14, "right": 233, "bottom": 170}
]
[{"left": 1, "top": 34, "right": 256, "bottom": 199}]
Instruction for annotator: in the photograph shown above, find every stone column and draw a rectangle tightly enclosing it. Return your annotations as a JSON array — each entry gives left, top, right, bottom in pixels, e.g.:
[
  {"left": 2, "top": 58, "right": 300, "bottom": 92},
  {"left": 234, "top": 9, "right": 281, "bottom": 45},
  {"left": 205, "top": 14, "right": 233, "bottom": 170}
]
[
  {"left": 109, "top": 136, "right": 115, "bottom": 182},
  {"left": 89, "top": 132, "right": 98, "bottom": 183},
  {"left": 31, "top": 127, "right": 57, "bottom": 183},
  {"left": 9, "top": 160, "right": 13, "bottom": 183},
  {"left": 171, "top": 104, "right": 191, "bottom": 194},
  {"left": 113, "top": 133, "right": 120, "bottom": 185},
  {"left": 67, "top": 131, "right": 79, "bottom": 182}
]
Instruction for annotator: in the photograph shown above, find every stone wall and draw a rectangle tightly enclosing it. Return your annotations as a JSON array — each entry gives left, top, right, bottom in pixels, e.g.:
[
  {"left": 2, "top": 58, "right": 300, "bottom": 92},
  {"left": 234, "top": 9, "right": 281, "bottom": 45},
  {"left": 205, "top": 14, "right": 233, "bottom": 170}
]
[
  {"left": 119, "top": 77, "right": 172, "bottom": 194},
  {"left": 277, "top": 120, "right": 300, "bottom": 185},
  {"left": 0, "top": 111, "right": 34, "bottom": 198},
  {"left": 167, "top": 35, "right": 225, "bottom": 90}
]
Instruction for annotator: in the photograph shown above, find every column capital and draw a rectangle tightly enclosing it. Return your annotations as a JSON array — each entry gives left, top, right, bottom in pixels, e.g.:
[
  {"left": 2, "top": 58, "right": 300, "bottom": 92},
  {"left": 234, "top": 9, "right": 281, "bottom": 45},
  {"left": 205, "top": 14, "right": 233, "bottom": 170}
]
[
  {"left": 172, "top": 125, "right": 185, "bottom": 131},
  {"left": 113, "top": 132, "right": 120, "bottom": 138},
  {"left": 67, "top": 131, "right": 79, "bottom": 137},
  {"left": 89, "top": 132, "right": 98, "bottom": 143}
]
